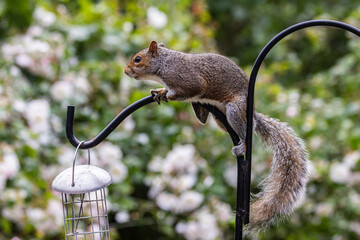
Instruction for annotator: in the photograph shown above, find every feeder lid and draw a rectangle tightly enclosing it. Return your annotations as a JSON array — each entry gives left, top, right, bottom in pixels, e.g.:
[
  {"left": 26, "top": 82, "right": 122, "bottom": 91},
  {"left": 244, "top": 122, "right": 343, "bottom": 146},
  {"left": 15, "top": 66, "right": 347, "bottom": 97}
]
[{"left": 51, "top": 165, "right": 112, "bottom": 194}]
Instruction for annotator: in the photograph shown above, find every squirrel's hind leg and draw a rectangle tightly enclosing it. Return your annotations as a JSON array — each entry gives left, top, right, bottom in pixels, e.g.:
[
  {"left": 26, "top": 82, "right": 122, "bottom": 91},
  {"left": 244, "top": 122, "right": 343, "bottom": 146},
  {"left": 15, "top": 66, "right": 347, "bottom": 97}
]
[{"left": 226, "top": 96, "right": 248, "bottom": 157}]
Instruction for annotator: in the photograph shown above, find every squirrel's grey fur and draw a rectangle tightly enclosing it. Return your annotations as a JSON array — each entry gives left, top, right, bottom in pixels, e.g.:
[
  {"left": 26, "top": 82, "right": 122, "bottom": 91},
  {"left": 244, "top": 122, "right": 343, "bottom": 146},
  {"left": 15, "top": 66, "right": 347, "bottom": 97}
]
[{"left": 125, "top": 41, "right": 310, "bottom": 237}]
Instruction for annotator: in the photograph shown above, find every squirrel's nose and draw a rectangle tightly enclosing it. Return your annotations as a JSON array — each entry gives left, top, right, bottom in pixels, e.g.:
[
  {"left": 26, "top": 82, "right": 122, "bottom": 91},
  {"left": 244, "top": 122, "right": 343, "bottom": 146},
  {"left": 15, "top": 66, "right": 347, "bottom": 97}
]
[{"left": 124, "top": 66, "right": 131, "bottom": 76}]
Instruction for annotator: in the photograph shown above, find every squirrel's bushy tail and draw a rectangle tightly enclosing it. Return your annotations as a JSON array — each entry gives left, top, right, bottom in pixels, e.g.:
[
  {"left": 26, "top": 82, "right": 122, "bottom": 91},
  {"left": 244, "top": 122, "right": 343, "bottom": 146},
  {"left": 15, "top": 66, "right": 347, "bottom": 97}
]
[{"left": 245, "top": 112, "right": 310, "bottom": 237}]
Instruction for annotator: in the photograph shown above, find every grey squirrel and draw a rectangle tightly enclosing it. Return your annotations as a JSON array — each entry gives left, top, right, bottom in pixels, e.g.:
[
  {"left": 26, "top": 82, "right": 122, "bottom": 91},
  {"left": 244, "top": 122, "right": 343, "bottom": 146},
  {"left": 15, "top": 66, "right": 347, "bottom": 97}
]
[{"left": 124, "top": 41, "right": 310, "bottom": 236}]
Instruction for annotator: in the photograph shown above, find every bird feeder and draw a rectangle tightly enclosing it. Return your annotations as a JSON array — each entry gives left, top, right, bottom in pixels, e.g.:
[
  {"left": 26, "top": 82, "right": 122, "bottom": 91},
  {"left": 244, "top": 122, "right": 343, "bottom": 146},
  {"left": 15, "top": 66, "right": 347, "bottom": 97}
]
[{"left": 52, "top": 142, "right": 112, "bottom": 239}]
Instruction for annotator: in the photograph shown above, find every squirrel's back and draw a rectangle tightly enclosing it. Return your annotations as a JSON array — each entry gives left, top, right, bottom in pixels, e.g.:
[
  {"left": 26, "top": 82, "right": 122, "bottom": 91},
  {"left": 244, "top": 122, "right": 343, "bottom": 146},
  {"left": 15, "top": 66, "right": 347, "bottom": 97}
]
[{"left": 156, "top": 48, "right": 249, "bottom": 101}]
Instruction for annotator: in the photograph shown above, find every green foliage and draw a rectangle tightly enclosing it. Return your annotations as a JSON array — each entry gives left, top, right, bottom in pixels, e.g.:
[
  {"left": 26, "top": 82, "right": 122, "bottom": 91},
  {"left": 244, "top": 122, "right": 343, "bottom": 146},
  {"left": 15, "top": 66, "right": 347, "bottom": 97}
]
[{"left": 0, "top": 0, "right": 359, "bottom": 240}]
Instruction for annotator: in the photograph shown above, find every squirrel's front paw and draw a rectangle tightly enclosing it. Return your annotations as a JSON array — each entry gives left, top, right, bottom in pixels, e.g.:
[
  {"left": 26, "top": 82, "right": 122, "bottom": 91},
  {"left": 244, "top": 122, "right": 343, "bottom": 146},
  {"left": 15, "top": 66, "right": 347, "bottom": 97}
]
[
  {"left": 232, "top": 140, "right": 246, "bottom": 157},
  {"left": 151, "top": 88, "right": 168, "bottom": 105}
]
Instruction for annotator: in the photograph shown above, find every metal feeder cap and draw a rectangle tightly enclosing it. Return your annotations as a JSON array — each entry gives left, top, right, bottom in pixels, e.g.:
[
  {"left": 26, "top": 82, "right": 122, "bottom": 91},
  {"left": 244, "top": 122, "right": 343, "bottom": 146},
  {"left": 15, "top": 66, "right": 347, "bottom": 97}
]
[{"left": 52, "top": 165, "right": 112, "bottom": 194}]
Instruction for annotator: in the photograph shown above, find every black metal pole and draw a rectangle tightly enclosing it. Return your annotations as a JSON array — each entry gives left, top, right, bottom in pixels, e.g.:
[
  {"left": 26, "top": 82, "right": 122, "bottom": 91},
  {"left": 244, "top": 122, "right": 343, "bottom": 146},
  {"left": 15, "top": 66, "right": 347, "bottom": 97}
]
[
  {"left": 200, "top": 104, "right": 245, "bottom": 240},
  {"left": 244, "top": 20, "right": 360, "bottom": 225}
]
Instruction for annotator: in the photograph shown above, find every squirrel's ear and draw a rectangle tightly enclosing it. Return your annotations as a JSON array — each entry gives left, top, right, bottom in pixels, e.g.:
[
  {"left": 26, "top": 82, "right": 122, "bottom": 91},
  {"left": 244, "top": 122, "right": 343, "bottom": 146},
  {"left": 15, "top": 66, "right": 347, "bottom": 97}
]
[
  {"left": 159, "top": 42, "right": 165, "bottom": 47},
  {"left": 149, "top": 41, "right": 158, "bottom": 56}
]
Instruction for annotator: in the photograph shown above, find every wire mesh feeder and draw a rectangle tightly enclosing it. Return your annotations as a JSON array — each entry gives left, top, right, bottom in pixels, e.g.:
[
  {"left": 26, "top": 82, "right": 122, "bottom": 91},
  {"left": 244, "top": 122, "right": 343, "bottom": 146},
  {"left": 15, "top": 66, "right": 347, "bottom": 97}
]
[{"left": 52, "top": 142, "right": 112, "bottom": 240}]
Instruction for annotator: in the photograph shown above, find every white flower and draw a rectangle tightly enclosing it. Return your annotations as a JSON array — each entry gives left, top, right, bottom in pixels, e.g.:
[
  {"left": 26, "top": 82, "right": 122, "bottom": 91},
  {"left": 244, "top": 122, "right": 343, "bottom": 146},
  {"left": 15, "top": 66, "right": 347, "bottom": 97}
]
[
  {"left": 10, "top": 66, "right": 21, "bottom": 77},
  {"left": 58, "top": 146, "right": 75, "bottom": 166},
  {"left": 176, "top": 221, "right": 201, "bottom": 240},
  {"left": 302, "top": 115, "right": 316, "bottom": 132},
  {"left": 288, "top": 91, "right": 300, "bottom": 104},
  {"left": 329, "top": 162, "right": 350, "bottom": 184},
  {"left": 136, "top": 133, "right": 149, "bottom": 145},
  {"left": 349, "top": 191, "right": 360, "bottom": 205},
  {"left": 50, "top": 80, "right": 74, "bottom": 101},
  {"left": 223, "top": 164, "right": 237, "bottom": 188},
  {"left": 169, "top": 174, "right": 197, "bottom": 192},
  {"left": 3, "top": 34, "right": 61, "bottom": 78},
  {"left": 148, "top": 156, "right": 163, "bottom": 172},
  {"left": 175, "top": 222, "right": 188, "bottom": 234},
  {"left": 309, "top": 136, "right": 323, "bottom": 150},
  {"left": 162, "top": 144, "right": 197, "bottom": 174},
  {"left": 46, "top": 199, "right": 63, "bottom": 226},
  {"left": 286, "top": 104, "right": 299, "bottom": 118},
  {"left": 175, "top": 191, "right": 204, "bottom": 213},
  {"left": 343, "top": 151, "right": 360, "bottom": 169},
  {"left": 0, "top": 174, "right": 7, "bottom": 193},
  {"left": 123, "top": 21, "right": 134, "bottom": 32},
  {"left": 34, "top": 7, "right": 56, "bottom": 27},
  {"left": 349, "top": 222, "right": 360, "bottom": 236},
  {"left": 26, "top": 208, "right": 46, "bottom": 223},
  {"left": 68, "top": 25, "right": 95, "bottom": 41},
  {"left": 147, "top": 7, "right": 167, "bottom": 28},
  {"left": 115, "top": 211, "right": 130, "bottom": 223},
  {"left": 51, "top": 114, "right": 62, "bottom": 133},
  {"left": 1, "top": 188, "right": 26, "bottom": 202},
  {"left": 121, "top": 116, "right": 136, "bottom": 132},
  {"left": 276, "top": 92, "right": 287, "bottom": 103},
  {"left": 15, "top": 54, "right": 33, "bottom": 67},
  {"left": 25, "top": 99, "right": 50, "bottom": 133},
  {"left": 203, "top": 176, "right": 214, "bottom": 187},
  {"left": 13, "top": 100, "right": 26, "bottom": 113},
  {"left": 40, "top": 165, "right": 61, "bottom": 182},
  {"left": 348, "top": 172, "right": 360, "bottom": 185},
  {"left": 155, "top": 192, "right": 178, "bottom": 211},
  {"left": 0, "top": 145, "right": 20, "bottom": 188},
  {"left": 24, "top": 39, "right": 50, "bottom": 54},
  {"left": 120, "top": 75, "right": 134, "bottom": 101},
  {"left": 109, "top": 160, "right": 128, "bottom": 183},
  {"left": 176, "top": 207, "right": 221, "bottom": 240},
  {"left": 0, "top": 151, "right": 20, "bottom": 179},
  {"left": 213, "top": 201, "right": 233, "bottom": 222},
  {"left": 315, "top": 202, "right": 333, "bottom": 217},
  {"left": 2, "top": 204, "right": 25, "bottom": 224},
  {"left": 27, "top": 25, "right": 43, "bottom": 36},
  {"left": 312, "top": 98, "right": 324, "bottom": 109},
  {"left": 195, "top": 209, "right": 219, "bottom": 239},
  {"left": 147, "top": 176, "right": 165, "bottom": 199},
  {"left": 97, "top": 142, "right": 123, "bottom": 164},
  {"left": 73, "top": 74, "right": 92, "bottom": 94}
]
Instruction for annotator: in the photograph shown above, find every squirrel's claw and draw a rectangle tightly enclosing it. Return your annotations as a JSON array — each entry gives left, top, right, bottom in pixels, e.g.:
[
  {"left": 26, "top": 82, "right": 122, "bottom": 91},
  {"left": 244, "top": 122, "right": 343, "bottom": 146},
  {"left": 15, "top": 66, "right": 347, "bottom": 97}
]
[
  {"left": 232, "top": 139, "right": 246, "bottom": 157},
  {"left": 151, "top": 88, "right": 168, "bottom": 105}
]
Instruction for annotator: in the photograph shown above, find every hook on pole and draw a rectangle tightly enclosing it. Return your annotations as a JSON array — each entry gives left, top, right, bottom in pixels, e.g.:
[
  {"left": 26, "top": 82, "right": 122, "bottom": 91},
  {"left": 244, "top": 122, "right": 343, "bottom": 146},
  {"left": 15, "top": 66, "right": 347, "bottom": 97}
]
[{"left": 66, "top": 95, "right": 156, "bottom": 149}]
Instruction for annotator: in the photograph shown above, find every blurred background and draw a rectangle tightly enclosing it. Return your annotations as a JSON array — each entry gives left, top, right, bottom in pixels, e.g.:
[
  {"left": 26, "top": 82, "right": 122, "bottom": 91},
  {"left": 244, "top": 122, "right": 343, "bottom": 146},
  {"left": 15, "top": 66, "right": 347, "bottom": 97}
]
[{"left": 0, "top": 0, "right": 360, "bottom": 239}]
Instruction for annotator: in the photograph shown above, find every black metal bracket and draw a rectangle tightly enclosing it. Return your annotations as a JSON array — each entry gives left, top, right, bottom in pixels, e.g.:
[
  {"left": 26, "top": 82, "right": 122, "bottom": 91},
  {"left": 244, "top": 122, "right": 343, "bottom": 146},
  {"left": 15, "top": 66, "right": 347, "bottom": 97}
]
[
  {"left": 66, "top": 95, "right": 155, "bottom": 149},
  {"left": 66, "top": 96, "right": 248, "bottom": 238},
  {"left": 65, "top": 19, "right": 360, "bottom": 240}
]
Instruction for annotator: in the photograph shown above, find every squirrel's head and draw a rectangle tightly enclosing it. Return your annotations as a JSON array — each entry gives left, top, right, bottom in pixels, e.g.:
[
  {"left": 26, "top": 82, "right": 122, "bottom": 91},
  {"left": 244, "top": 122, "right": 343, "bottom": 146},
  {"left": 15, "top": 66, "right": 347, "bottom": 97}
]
[{"left": 124, "top": 41, "right": 165, "bottom": 79}]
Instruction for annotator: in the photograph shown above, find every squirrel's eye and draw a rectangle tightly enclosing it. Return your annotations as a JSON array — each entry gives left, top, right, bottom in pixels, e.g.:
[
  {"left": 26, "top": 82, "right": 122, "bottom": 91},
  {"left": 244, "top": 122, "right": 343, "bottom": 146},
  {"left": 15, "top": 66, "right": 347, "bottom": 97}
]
[{"left": 134, "top": 56, "right": 142, "bottom": 63}]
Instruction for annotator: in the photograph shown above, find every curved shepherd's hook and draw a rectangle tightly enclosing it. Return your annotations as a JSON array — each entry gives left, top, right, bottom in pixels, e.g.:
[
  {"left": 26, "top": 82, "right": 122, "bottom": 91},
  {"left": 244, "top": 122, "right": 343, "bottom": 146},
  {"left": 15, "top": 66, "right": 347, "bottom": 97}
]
[
  {"left": 66, "top": 96, "right": 239, "bottom": 148},
  {"left": 244, "top": 19, "right": 360, "bottom": 225},
  {"left": 66, "top": 95, "right": 155, "bottom": 149},
  {"left": 66, "top": 95, "right": 246, "bottom": 238}
]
